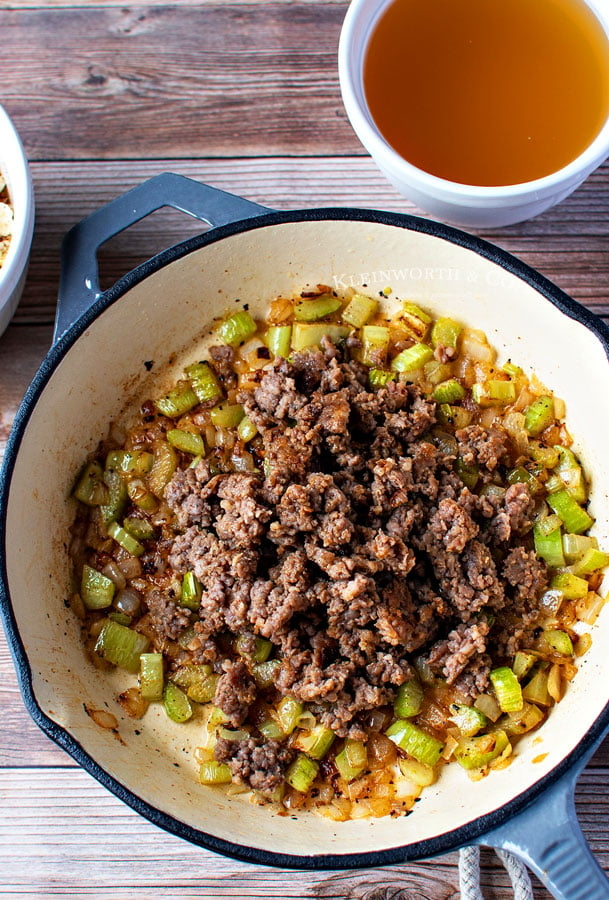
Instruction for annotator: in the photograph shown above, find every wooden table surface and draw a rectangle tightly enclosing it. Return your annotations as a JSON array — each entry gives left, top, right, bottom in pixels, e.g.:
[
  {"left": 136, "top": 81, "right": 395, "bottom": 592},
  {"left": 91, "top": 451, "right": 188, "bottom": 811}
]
[{"left": 1, "top": 1, "right": 609, "bottom": 897}]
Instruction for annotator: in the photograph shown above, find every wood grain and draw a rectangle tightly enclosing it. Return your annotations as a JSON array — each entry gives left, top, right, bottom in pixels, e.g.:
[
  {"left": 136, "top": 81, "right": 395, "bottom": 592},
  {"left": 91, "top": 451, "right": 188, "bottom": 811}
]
[{"left": 1, "top": 3, "right": 354, "bottom": 160}]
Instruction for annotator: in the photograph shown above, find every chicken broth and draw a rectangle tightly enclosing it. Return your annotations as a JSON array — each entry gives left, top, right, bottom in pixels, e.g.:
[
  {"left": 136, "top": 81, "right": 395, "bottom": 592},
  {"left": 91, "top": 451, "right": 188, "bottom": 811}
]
[{"left": 363, "top": 0, "right": 609, "bottom": 186}]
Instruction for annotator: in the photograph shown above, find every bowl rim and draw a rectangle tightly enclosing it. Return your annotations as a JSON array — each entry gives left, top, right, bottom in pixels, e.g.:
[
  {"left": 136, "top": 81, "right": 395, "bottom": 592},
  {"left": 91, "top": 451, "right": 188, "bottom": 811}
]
[
  {"left": 2, "top": 205, "right": 609, "bottom": 868},
  {"left": 0, "top": 105, "right": 35, "bottom": 309},
  {"left": 338, "top": 0, "right": 609, "bottom": 203}
]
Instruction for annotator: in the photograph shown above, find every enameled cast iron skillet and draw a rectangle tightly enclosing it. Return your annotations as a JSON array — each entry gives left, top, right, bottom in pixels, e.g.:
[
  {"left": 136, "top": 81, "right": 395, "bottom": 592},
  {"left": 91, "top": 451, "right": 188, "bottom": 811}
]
[{"left": 1, "top": 174, "right": 609, "bottom": 898}]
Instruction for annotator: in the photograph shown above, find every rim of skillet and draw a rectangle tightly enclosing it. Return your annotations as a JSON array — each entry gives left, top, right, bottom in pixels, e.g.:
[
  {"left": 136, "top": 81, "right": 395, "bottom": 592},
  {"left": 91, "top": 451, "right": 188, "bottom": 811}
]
[{"left": 2, "top": 205, "right": 609, "bottom": 869}]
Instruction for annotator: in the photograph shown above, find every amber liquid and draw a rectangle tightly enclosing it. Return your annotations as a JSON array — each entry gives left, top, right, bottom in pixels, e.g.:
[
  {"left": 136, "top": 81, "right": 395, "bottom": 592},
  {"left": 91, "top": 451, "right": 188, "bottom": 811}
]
[{"left": 364, "top": 0, "right": 609, "bottom": 186}]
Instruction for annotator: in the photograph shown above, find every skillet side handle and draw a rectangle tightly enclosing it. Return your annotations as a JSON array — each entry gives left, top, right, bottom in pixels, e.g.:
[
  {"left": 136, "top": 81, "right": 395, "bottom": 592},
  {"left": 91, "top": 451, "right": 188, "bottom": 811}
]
[
  {"left": 55, "top": 172, "right": 269, "bottom": 344},
  {"left": 476, "top": 752, "right": 609, "bottom": 900}
]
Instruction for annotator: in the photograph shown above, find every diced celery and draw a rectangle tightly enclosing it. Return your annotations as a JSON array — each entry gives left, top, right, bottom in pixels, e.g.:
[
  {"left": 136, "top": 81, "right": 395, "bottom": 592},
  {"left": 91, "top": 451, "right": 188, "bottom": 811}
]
[
  {"left": 122, "top": 516, "right": 156, "bottom": 541},
  {"left": 368, "top": 368, "right": 395, "bottom": 387},
  {"left": 107, "top": 520, "right": 145, "bottom": 557},
  {"left": 167, "top": 429, "right": 206, "bottom": 456},
  {"left": 140, "top": 653, "right": 164, "bottom": 701},
  {"left": 210, "top": 402, "right": 245, "bottom": 428},
  {"left": 433, "top": 379, "right": 465, "bottom": 404},
  {"left": 361, "top": 325, "right": 390, "bottom": 366},
  {"left": 106, "top": 450, "right": 154, "bottom": 478},
  {"left": 522, "top": 669, "right": 551, "bottom": 707},
  {"left": 237, "top": 415, "right": 258, "bottom": 443},
  {"left": 100, "top": 466, "right": 128, "bottom": 523},
  {"left": 547, "top": 489, "right": 594, "bottom": 534},
  {"left": 342, "top": 293, "right": 378, "bottom": 327},
  {"left": 499, "top": 703, "right": 545, "bottom": 735},
  {"left": 171, "top": 663, "right": 212, "bottom": 687},
  {"left": 335, "top": 738, "right": 367, "bottom": 781},
  {"left": 277, "top": 696, "right": 304, "bottom": 735},
  {"left": 533, "top": 521, "right": 565, "bottom": 568},
  {"left": 154, "top": 383, "right": 199, "bottom": 418},
  {"left": 513, "top": 651, "right": 537, "bottom": 680},
  {"left": 502, "top": 361, "right": 523, "bottom": 377},
  {"left": 252, "top": 659, "right": 282, "bottom": 689},
  {"left": 235, "top": 634, "right": 273, "bottom": 664},
  {"left": 163, "top": 682, "right": 193, "bottom": 723},
  {"left": 563, "top": 533, "right": 598, "bottom": 562},
  {"left": 397, "top": 302, "right": 432, "bottom": 340},
  {"left": 185, "top": 361, "right": 223, "bottom": 405},
  {"left": 266, "top": 324, "right": 292, "bottom": 358},
  {"left": 507, "top": 466, "right": 542, "bottom": 494},
  {"left": 448, "top": 704, "right": 487, "bottom": 736},
  {"left": 385, "top": 720, "right": 444, "bottom": 766},
  {"left": 490, "top": 667, "right": 523, "bottom": 713},
  {"left": 81, "top": 564, "right": 115, "bottom": 610},
  {"left": 550, "top": 571, "right": 589, "bottom": 600},
  {"left": 291, "top": 322, "right": 350, "bottom": 351},
  {"left": 472, "top": 380, "right": 516, "bottom": 407},
  {"left": 390, "top": 343, "right": 434, "bottom": 373},
  {"left": 292, "top": 724, "right": 336, "bottom": 760},
  {"left": 285, "top": 753, "right": 319, "bottom": 793},
  {"left": 95, "top": 620, "right": 150, "bottom": 673},
  {"left": 216, "top": 310, "right": 257, "bottom": 347},
  {"left": 393, "top": 678, "right": 424, "bottom": 718},
  {"left": 454, "top": 730, "right": 510, "bottom": 770},
  {"left": 431, "top": 316, "right": 462, "bottom": 349},
  {"left": 180, "top": 571, "right": 202, "bottom": 611},
  {"left": 557, "top": 467, "right": 587, "bottom": 504},
  {"left": 397, "top": 757, "right": 436, "bottom": 786},
  {"left": 199, "top": 760, "right": 233, "bottom": 785},
  {"left": 258, "top": 718, "right": 285, "bottom": 740},
  {"left": 187, "top": 674, "right": 220, "bottom": 703},
  {"left": 147, "top": 440, "right": 178, "bottom": 498},
  {"left": 535, "top": 514, "right": 562, "bottom": 537},
  {"left": 543, "top": 630, "right": 574, "bottom": 656},
  {"left": 73, "top": 461, "right": 109, "bottom": 506},
  {"left": 294, "top": 295, "right": 341, "bottom": 322},
  {"left": 524, "top": 396, "right": 555, "bottom": 435},
  {"left": 570, "top": 547, "right": 609, "bottom": 576},
  {"left": 437, "top": 404, "right": 473, "bottom": 429},
  {"left": 528, "top": 442, "right": 560, "bottom": 469},
  {"left": 456, "top": 456, "right": 479, "bottom": 489}
]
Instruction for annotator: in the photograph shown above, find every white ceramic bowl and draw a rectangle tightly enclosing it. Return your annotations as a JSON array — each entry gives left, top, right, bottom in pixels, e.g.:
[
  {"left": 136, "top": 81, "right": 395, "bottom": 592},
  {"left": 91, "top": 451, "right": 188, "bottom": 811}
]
[
  {"left": 0, "top": 105, "right": 35, "bottom": 336},
  {"left": 338, "top": 0, "right": 609, "bottom": 228}
]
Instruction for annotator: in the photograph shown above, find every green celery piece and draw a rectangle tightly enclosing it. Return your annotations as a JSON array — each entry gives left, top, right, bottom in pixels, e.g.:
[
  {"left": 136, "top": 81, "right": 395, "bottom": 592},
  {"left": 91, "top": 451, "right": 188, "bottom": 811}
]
[
  {"left": 237, "top": 415, "right": 258, "bottom": 443},
  {"left": 252, "top": 659, "right": 282, "bottom": 689},
  {"left": 557, "top": 466, "right": 587, "bottom": 504},
  {"left": 535, "top": 514, "right": 562, "bottom": 537},
  {"left": 171, "top": 663, "right": 213, "bottom": 688},
  {"left": 266, "top": 324, "right": 292, "bottom": 358},
  {"left": 502, "top": 360, "right": 523, "bottom": 377},
  {"left": 524, "top": 396, "right": 555, "bottom": 436},
  {"left": 512, "top": 651, "right": 537, "bottom": 680},
  {"left": 95, "top": 620, "right": 150, "bottom": 672},
  {"left": 550, "top": 571, "right": 589, "bottom": 600},
  {"left": 276, "top": 696, "right": 304, "bottom": 735},
  {"left": 285, "top": 753, "right": 319, "bottom": 793},
  {"left": 454, "top": 730, "right": 510, "bottom": 770},
  {"left": 258, "top": 718, "right": 285, "bottom": 740},
  {"left": 431, "top": 316, "right": 462, "bottom": 349},
  {"left": 385, "top": 720, "right": 444, "bottom": 766},
  {"left": 210, "top": 402, "right": 245, "bottom": 428},
  {"left": 456, "top": 456, "right": 479, "bottom": 489},
  {"left": 390, "top": 342, "right": 434, "bottom": 373},
  {"left": 368, "top": 368, "right": 395, "bottom": 388},
  {"left": 140, "top": 653, "right": 164, "bottom": 701},
  {"left": 293, "top": 295, "right": 342, "bottom": 322},
  {"left": 398, "top": 302, "right": 432, "bottom": 339},
  {"left": 167, "top": 429, "right": 206, "bottom": 456},
  {"left": 472, "top": 380, "right": 516, "bottom": 407},
  {"left": 437, "top": 404, "right": 472, "bottom": 429},
  {"left": 107, "top": 520, "right": 145, "bottom": 557},
  {"left": 199, "top": 761, "right": 233, "bottom": 785},
  {"left": 361, "top": 325, "right": 390, "bottom": 366},
  {"left": 100, "top": 466, "right": 128, "bottom": 524},
  {"left": 546, "top": 489, "right": 594, "bottom": 534},
  {"left": 73, "top": 461, "right": 109, "bottom": 506},
  {"left": 163, "top": 682, "right": 193, "bottom": 722},
  {"left": 533, "top": 521, "right": 565, "bottom": 568},
  {"left": 433, "top": 379, "right": 465, "bottom": 404},
  {"left": 122, "top": 516, "right": 156, "bottom": 541},
  {"left": 216, "top": 310, "right": 257, "bottom": 347},
  {"left": 81, "top": 564, "right": 115, "bottom": 610},
  {"left": 148, "top": 440, "right": 178, "bottom": 498},
  {"left": 570, "top": 546, "right": 609, "bottom": 576},
  {"left": 180, "top": 571, "right": 202, "bottom": 611},
  {"left": 448, "top": 704, "right": 487, "bottom": 737},
  {"left": 335, "top": 738, "right": 367, "bottom": 781},
  {"left": 185, "top": 362, "right": 223, "bottom": 405},
  {"left": 490, "top": 667, "right": 523, "bottom": 713},
  {"left": 528, "top": 442, "right": 560, "bottom": 469},
  {"left": 187, "top": 674, "right": 220, "bottom": 703},
  {"left": 498, "top": 704, "right": 544, "bottom": 736},
  {"left": 235, "top": 634, "right": 272, "bottom": 664},
  {"left": 341, "top": 293, "right": 378, "bottom": 327},
  {"left": 393, "top": 678, "right": 424, "bottom": 718},
  {"left": 291, "top": 322, "right": 350, "bottom": 351},
  {"left": 507, "top": 466, "right": 542, "bottom": 494},
  {"left": 522, "top": 669, "right": 551, "bottom": 706},
  {"left": 106, "top": 449, "right": 154, "bottom": 477},
  {"left": 127, "top": 478, "right": 158, "bottom": 512},
  {"left": 292, "top": 724, "right": 335, "bottom": 760},
  {"left": 543, "top": 629, "right": 574, "bottom": 656},
  {"left": 154, "top": 383, "right": 199, "bottom": 418}
]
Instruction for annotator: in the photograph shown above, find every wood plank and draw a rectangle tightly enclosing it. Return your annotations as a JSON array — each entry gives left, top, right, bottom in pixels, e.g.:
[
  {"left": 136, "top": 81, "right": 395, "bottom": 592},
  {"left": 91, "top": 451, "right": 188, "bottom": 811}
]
[
  {"left": 1, "top": 765, "right": 608, "bottom": 897},
  {"left": 1, "top": 3, "right": 355, "bottom": 160},
  {"left": 10, "top": 158, "right": 609, "bottom": 326}
]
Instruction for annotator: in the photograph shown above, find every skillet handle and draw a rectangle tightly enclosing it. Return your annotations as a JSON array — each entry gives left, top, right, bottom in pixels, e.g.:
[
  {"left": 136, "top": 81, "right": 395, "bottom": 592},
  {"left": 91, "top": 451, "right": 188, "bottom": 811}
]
[
  {"left": 477, "top": 738, "right": 609, "bottom": 899},
  {"left": 55, "top": 172, "right": 268, "bottom": 343}
]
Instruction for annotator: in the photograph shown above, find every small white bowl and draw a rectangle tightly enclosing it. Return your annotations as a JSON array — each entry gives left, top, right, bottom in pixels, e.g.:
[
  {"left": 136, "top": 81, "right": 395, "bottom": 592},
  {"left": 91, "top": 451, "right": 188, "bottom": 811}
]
[
  {"left": 0, "top": 105, "right": 35, "bottom": 336},
  {"left": 338, "top": 0, "right": 609, "bottom": 228}
]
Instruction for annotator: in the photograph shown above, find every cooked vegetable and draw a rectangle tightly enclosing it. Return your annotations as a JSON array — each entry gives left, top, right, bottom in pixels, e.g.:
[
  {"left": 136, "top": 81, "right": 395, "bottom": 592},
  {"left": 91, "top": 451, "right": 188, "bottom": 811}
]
[
  {"left": 81, "top": 565, "right": 115, "bottom": 610},
  {"left": 95, "top": 620, "right": 150, "bottom": 672},
  {"left": 140, "top": 653, "right": 164, "bottom": 701},
  {"left": 385, "top": 720, "right": 444, "bottom": 766},
  {"left": 216, "top": 310, "right": 257, "bottom": 347}
]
